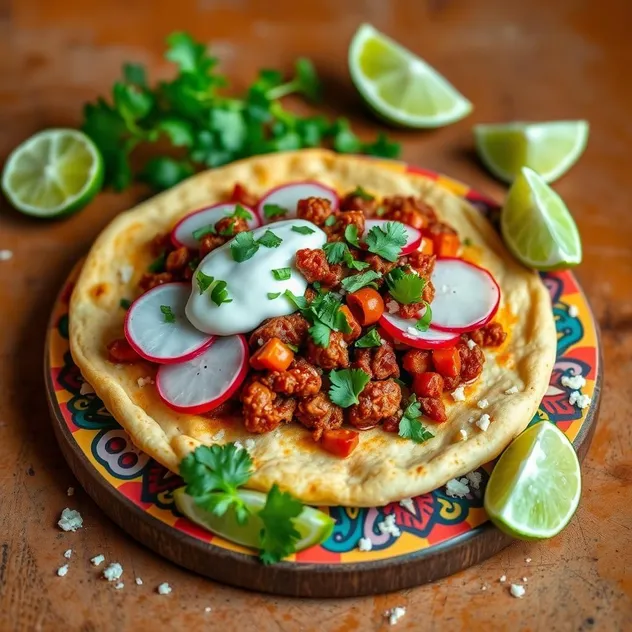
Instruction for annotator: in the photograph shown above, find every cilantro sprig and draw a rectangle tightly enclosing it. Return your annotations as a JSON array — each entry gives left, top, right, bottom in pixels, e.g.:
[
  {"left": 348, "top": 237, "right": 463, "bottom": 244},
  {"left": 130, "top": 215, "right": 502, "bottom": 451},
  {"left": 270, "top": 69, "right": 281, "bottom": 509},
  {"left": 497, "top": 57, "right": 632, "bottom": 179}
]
[
  {"left": 328, "top": 368, "right": 371, "bottom": 408},
  {"left": 160, "top": 305, "right": 176, "bottom": 323},
  {"left": 355, "top": 328, "right": 382, "bottom": 348},
  {"left": 230, "top": 229, "right": 283, "bottom": 262},
  {"left": 398, "top": 396, "right": 435, "bottom": 444},
  {"left": 323, "top": 241, "right": 368, "bottom": 271},
  {"left": 258, "top": 484, "right": 303, "bottom": 565},
  {"left": 365, "top": 222, "right": 408, "bottom": 262},
  {"left": 385, "top": 267, "right": 426, "bottom": 304},
  {"left": 81, "top": 32, "right": 400, "bottom": 192},
  {"left": 340, "top": 270, "right": 382, "bottom": 293}
]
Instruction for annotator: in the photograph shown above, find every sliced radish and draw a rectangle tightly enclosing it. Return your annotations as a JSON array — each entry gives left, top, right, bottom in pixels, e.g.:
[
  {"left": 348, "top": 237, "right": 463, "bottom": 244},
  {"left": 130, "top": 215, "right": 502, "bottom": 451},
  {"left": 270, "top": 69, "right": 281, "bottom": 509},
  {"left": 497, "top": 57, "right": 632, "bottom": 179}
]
[
  {"left": 156, "top": 335, "right": 249, "bottom": 414},
  {"left": 257, "top": 181, "right": 339, "bottom": 223},
  {"left": 124, "top": 283, "right": 215, "bottom": 364},
  {"left": 171, "top": 203, "right": 260, "bottom": 249},
  {"left": 363, "top": 219, "right": 422, "bottom": 255},
  {"left": 429, "top": 258, "right": 501, "bottom": 333},
  {"left": 379, "top": 312, "right": 459, "bottom": 349}
]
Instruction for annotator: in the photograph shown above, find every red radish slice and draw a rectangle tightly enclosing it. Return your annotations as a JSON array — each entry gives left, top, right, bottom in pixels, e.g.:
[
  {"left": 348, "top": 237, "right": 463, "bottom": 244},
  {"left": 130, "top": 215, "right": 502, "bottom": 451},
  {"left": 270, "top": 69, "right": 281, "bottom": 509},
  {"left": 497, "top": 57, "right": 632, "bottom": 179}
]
[
  {"left": 362, "top": 219, "right": 422, "bottom": 255},
  {"left": 380, "top": 312, "right": 459, "bottom": 349},
  {"left": 429, "top": 257, "right": 501, "bottom": 333},
  {"left": 156, "top": 335, "right": 249, "bottom": 414},
  {"left": 257, "top": 181, "right": 339, "bottom": 223},
  {"left": 171, "top": 203, "right": 260, "bottom": 249},
  {"left": 124, "top": 283, "right": 215, "bottom": 364}
]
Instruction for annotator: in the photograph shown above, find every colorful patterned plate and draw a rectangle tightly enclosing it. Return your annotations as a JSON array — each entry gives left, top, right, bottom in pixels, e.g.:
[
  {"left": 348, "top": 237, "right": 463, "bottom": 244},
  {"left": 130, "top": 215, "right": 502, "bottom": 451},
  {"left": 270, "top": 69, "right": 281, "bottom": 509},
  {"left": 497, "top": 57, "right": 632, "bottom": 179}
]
[{"left": 45, "top": 166, "right": 602, "bottom": 597}]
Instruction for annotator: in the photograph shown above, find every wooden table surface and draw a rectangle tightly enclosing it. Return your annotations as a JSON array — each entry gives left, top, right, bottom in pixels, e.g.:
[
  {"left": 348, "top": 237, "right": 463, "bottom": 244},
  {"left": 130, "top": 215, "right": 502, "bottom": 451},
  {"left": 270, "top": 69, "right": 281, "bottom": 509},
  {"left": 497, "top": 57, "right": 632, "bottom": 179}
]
[{"left": 1, "top": 0, "right": 631, "bottom": 630}]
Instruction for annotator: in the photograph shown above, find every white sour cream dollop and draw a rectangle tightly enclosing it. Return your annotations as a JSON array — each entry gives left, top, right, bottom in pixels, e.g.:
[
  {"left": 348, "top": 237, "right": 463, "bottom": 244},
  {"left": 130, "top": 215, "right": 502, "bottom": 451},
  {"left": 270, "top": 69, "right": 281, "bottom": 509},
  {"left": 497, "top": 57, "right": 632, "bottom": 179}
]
[{"left": 186, "top": 219, "right": 326, "bottom": 335}]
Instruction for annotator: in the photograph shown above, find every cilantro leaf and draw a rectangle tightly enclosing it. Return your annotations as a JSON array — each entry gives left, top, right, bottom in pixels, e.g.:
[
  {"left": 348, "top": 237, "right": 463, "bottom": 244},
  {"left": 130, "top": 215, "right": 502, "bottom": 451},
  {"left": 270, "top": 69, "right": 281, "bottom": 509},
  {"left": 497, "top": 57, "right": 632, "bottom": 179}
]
[
  {"left": 349, "top": 186, "right": 374, "bottom": 201},
  {"left": 258, "top": 230, "right": 283, "bottom": 249},
  {"left": 267, "top": 292, "right": 281, "bottom": 300},
  {"left": 148, "top": 251, "right": 167, "bottom": 272},
  {"left": 123, "top": 62, "right": 147, "bottom": 87},
  {"left": 322, "top": 242, "right": 348, "bottom": 265},
  {"left": 141, "top": 156, "right": 194, "bottom": 191},
  {"left": 192, "top": 224, "right": 216, "bottom": 240},
  {"left": 272, "top": 267, "right": 292, "bottom": 281},
  {"left": 324, "top": 214, "right": 337, "bottom": 227},
  {"left": 345, "top": 224, "right": 361, "bottom": 248},
  {"left": 365, "top": 221, "right": 408, "bottom": 262},
  {"left": 340, "top": 270, "right": 382, "bottom": 293},
  {"left": 385, "top": 267, "right": 426, "bottom": 304},
  {"left": 355, "top": 328, "right": 382, "bottom": 348},
  {"left": 160, "top": 305, "right": 176, "bottom": 323},
  {"left": 329, "top": 368, "right": 371, "bottom": 408},
  {"left": 179, "top": 444, "right": 254, "bottom": 525},
  {"left": 196, "top": 270, "right": 214, "bottom": 294},
  {"left": 232, "top": 204, "right": 253, "bottom": 221},
  {"left": 332, "top": 118, "right": 362, "bottom": 153},
  {"left": 231, "top": 231, "right": 259, "bottom": 262},
  {"left": 363, "top": 133, "right": 401, "bottom": 159},
  {"left": 309, "top": 293, "right": 351, "bottom": 334},
  {"left": 292, "top": 225, "right": 315, "bottom": 235},
  {"left": 415, "top": 302, "right": 433, "bottom": 332},
  {"left": 155, "top": 118, "right": 195, "bottom": 147},
  {"left": 284, "top": 290, "right": 309, "bottom": 311},
  {"left": 265, "top": 58, "right": 322, "bottom": 103},
  {"left": 120, "top": 298, "right": 132, "bottom": 310},
  {"left": 258, "top": 484, "right": 303, "bottom": 565},
  {"left": 308, "top": 320, "right": 331, "bottom": 348},
  {"left": 398, "top": 396, "right": 435, "bottom": 444},
  {"left": 263, "top": 204, "right": 288, "bottom": 219},
  {"left": 210, "top": 280, "right": 232, "bottom": 306},
  {"left": 113, "top": 82, "right": 154, "bottom": 124}
]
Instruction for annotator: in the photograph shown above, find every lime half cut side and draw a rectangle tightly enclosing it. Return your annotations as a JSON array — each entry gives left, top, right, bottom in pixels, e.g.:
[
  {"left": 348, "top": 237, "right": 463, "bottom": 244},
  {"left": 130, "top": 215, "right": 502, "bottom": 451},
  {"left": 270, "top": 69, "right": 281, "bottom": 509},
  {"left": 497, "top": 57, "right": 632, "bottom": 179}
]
[
  {"left": 2, "top": 128, "right": 103, "bottom": 218},
  {"left": 484, "top": 421, "right": 582, "bottom": 540},
  {"left": 501, "top": 166, "right": 582, "bottom": 270},
  {"left": 349, "top": 23, "right": 472, "bottom": 128},
  {"left": 173, "top": 487, "right": 335, "bottom": 553},
  {"left": 474, "top": 120, "right": 589, "bottom": 184}
]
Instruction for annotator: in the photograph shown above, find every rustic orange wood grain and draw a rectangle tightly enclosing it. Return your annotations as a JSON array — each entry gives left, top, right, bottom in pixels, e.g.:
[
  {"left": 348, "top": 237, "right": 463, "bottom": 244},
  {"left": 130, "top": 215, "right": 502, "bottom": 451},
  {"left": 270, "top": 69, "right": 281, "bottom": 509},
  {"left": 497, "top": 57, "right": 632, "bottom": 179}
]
[{"left": 0, "top": 0, "right": 630, "bottom": 630}]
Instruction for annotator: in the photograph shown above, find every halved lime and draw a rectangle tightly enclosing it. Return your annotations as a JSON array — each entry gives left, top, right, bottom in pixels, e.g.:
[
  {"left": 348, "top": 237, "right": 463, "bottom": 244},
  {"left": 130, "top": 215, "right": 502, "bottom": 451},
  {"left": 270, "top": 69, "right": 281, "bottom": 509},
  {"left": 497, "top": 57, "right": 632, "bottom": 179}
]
[
  {"left": 501, "top": 166, "right": 582, "bottom": 270},
  {"left": 474, "top": 120, "right": 589, "bottom": 183},
  {"left": 2, "top": 128, "right": 103, "bottom": 218},
  {"left": 484, "top": 421, "right": 581, "bottom": 540},
  {"left": 173, "top": 487, "right": 335, "bottom": 553},
  {"left": 348, "top": 23, "right": 472, "bottom": 128}
]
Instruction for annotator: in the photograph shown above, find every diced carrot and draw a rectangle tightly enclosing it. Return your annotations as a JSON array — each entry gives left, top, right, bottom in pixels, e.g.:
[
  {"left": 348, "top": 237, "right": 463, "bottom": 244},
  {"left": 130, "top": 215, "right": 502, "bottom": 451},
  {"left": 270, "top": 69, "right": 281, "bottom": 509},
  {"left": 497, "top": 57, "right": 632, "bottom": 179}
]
[
  {"left": 321, "top": 429, "right": 359, "bottom": 458},
  {"left": 250, "top": 337, "right": 294, "bottom": 371},
  {"left": 433, "top": 233, "right": 460, "bottom": 257},
  {"left": 419, "top": 237, "right": 434, "bottom": 255},
  {"left": 412, "top": 372, "right": 445, "bottom": 398},
  {"left": 432, "top": 347, "right": 461, "bottom": 378},
  {"left": 347, "top": 288, "right": 384, "bottom": 326}
]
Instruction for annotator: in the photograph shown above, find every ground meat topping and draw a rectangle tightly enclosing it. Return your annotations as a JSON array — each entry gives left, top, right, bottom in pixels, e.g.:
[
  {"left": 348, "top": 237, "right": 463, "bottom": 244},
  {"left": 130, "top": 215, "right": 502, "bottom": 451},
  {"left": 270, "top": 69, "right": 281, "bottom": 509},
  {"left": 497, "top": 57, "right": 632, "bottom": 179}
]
[
  {"left": 402, "top": 349, "right": 433, "bottom": 374},
  {"left": 215, "top": 216, "right": 249, "bottom": 236},
  {"left": 297, "top": 197, "right": 333, "bottom": 226},
  {"left": 382, "top": 196, "right": 437, "bottom": 230},
  {"left": 363, "top": 253, "right": 398, "bottom": 278},
  {"left": 305, "top": 331, "right": 349, "bottom": 370},
  {"left": 469, "top": 322, "right": 507, "bottom": 347},
  {"left": 419, "top": 396, "right": 447, "bottom": 423},
  {"left": 199, "top": 234, "right": 226, "bottom": 258},
  {"left": 352, "top": 341, "right": 399, "bottom": 380},
  {"left": 241, "top": 378, "right": 296, "bottom": 433},
  {"left": 339, "top": 191, "right": 378, "bottom": 216},
  {"left": 295, "top": 392, "right": 344, "bottom": 441},
  {"left": 457, "top": 340, "right": 485, "bottom": 383},
  {"left": 107, "top": 339, "right": 141, "bottom": 364},
  {"left": 263, "top": 357, "right": 322, "bottom": 398},
  {"left": 139, "top": 272, "right": 174, "bottom": 292},
  {"left": 165, "top": 247, "right": 191, "bottom": 272},
  {"left": 348, "top": 379, "right": 402, "bottom": 429},
  {"left": 295, "top": 248, "right": 343, "bottom": 287},
  {"left": 229, "top": 183, "right": 258, "bottom": 208},
  {"left": 248, "top": 313, "right": 309, "bottom": 349},
  {"left": 325, "top": 211, "right": 365, "bottom": 242}
]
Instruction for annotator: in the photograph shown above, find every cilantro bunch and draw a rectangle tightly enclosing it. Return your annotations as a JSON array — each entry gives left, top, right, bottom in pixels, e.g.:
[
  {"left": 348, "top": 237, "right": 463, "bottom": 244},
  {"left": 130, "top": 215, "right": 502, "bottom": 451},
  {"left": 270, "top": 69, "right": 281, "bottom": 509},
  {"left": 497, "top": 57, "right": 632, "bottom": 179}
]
[{"left": 82, "top": 32, "right": 400, "bottom": 192}]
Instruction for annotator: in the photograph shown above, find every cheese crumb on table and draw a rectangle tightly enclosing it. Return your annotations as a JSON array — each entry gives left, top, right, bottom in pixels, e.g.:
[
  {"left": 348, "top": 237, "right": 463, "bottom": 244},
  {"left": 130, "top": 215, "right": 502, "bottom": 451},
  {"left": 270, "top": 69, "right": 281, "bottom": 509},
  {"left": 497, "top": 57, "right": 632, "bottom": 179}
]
[
  {"left": 525, "top": 557, "right": 532, "bottom": 563},
  {"left": 91, "top": 554, "right": 105, "bottom": 566},
  {"left": 504, "top": 385, "right": 519, "bottom": 395},
  {"left": 157, "top": 582, "right": 172, "bottom": 595},
  {"left": 476, "top": 414, "right": 491, "bottom": 432},
  {"left": 568, "top": 305, "right": 579, "bottom": 317},
  {"left": 477, "top": 398, "right": 489, "bottom": 409},
  {"left": 58, "top": 508, "right": 83, "bottom": 532},
  {"left": 377, "top": 514, "right": 401, "bottom": 538},
  {"left": 57, "top": 564, "right": 69, "bottom": 577},
  {"left": 561, "top": 374, "right": 586, "bottom": 390},
  {"left": 569, "top": 391, "right": 591, "bottom": 409},
  {"left": 114, "top": 582, "right": 125, "bottom": 590},
  {"left": 135, "top": 577, "right": 143, "bottom": 585},
  {"left": 205, "top": 607, "right": 212, "bottom": 613},
  {"left": 103, "top": 562, "right": 123, "bottom": 582},
  {"left": 522, "top": 577, "right": 528, "bottom": 582},
  {"left": 446, "top": 478, "right": 470, "bottom": 498},
  {"left": 499, "top": 575, "right": 507, "bottom": 582},
  {"left": 66, "top": 487, "right": 75, "bottom": 496},
  {"left": 510, "top": 584, "right": 526, "bottom": 598},
  {"left": 451, "top": 386, "right": 466, "bottom": 402},
  {"left": 63, "top": 549, "right": 72, "bottom": 559},
  {"left": 399, "top": 498, "right": 415, "bottom": 515},
  {"left": 465, "top": 471, "right": 483, "bottom": 490},
  {"left": 0, "top": 250, "right": 13, "bottom": 261},
  {"left": 357, "top": 537, "right": 373, "bottom": 552},
  {"left": 384, "top": 606, "right": 406, "bottom": 626}
]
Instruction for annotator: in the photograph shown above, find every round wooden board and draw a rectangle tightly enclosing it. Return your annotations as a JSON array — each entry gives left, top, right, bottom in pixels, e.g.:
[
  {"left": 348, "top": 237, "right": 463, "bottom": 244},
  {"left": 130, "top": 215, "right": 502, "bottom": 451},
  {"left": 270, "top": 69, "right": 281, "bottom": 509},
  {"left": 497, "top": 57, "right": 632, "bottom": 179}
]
[{"left": 45, "top": 169, "right": 603, "bottom": 598}]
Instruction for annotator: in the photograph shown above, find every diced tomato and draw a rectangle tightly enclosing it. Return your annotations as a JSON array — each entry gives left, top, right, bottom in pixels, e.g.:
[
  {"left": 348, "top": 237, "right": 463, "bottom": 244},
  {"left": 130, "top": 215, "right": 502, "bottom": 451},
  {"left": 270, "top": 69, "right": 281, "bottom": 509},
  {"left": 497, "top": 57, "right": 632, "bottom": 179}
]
[
  {"left": 413, "top": 372, "right": 445, "bottom": 398},
  {"left": 432, "top": 346, "right": 461, "bottom": 377},
  {"left": 419, "top": 237, "right": 434, "bottom": 255},
  {"left": 229, "top": 182, "right": 257, "bottom": 207},
  {"left": 433, "top": 233, "right": 460, "bottom": 257},
  {"left": 107, "top": 338, "right": 142, "bottom": 364},
  {"left": 347, "top": 287, "right": 384, "bottom": 326},
  {"left": 250, "top": 337, "right": 294, "bottom": 371},
  {"left": 321, "top": 429, "right": 359, "bottom": 458}
]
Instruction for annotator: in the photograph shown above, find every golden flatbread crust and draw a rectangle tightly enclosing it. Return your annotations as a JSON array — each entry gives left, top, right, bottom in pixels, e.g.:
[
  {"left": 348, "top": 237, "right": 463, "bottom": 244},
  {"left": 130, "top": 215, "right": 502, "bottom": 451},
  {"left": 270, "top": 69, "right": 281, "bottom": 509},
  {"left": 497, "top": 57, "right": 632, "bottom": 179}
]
[{"left": 69, "top": 149, "right": 556, "bottom": 506}]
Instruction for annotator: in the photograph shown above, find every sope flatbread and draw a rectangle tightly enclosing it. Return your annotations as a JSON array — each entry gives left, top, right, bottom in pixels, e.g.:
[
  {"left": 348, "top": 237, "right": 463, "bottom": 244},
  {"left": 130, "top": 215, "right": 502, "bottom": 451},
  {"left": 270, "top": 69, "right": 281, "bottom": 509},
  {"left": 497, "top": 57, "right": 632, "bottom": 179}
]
[{"left": 69, "top": 149, "right": 556, "bottom": 506}]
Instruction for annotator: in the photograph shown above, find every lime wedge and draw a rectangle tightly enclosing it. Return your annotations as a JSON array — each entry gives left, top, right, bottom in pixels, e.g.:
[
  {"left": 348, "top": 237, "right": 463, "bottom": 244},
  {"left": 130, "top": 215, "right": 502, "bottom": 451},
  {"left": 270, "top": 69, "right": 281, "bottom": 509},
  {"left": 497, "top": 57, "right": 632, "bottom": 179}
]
[
  {"left": 474, "top": 120, "right": 589, "bottom": 183},
  {"left": 484, "top": 421, "right": 581, "bottom": 540},
  {"left": 2, "top": 129, "right": 103, "bottom": 218},
  {"left": 501, "top": 166, "right": 582, "bottom": 270},
  {"left": 173, "top": 487, "right": 335, "bottom": 553},
  {"left": 348, "top": 23, "right": 472, "bottom": 128}
]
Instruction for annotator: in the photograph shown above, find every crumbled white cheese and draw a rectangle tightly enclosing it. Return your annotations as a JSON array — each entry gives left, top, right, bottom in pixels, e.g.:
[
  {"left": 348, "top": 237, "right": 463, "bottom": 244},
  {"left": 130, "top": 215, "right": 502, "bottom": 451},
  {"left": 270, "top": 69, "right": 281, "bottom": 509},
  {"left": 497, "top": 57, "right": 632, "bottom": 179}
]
[
  {"left": 451, "top": 386, "right": 466, "bottom": 402},
  {"left": 244, "top": 438, "right": 256, "bottom": 452},
  {"left": 103, "top": 562, "right": 123, "bottom": 582},
  {"left": 569, "top": 391, "right": 591, "bottom": 409},
  {"left": 63, "top": 549, "right": 72, "bottom": 559},
  {"left": 157, "top": 582, "right": 172, "bottom": 595},
  {"left": 257, "top": 338, "right": 264, "bottom": 346},
  {"left": 510, "top": 584, "right": 526, "bottom": 598},
  {"left": 477, "top": 398, "right": 489, "bottom": 409},
  {"left": 212, "top": 429, "right": 225, "bottom": 442},
  {"left": 67, "top": 486, "right": 75, "bottom": 496},
  {"left": 561, "top": 374, "right": 586, "bottom": 390},
  {"left": 91, "top": 554, "right": 105, "bottom": 566},
  {"left": 386, "top": 300, "right": 399, "bottom": 314},
  {"left": 0, "top": 249, "right": 13, "bottom": 261},
  {"left": 504, "top": 385, "right": 519, "bottom": 395},
  {"left": 79, "top": 382, "right": 95, "bottom": 395},
  {"left": 476, "top": 414, "right": 491, "bottom": 432},
  {"left": 399, "top": 498, "right": 415, "bottom": 515},
  {"left": 357, "top": 537, "right": 373, "bottom": 552},
  {"left": 568, "top": 305, "right": 579, "bottom": 318},
  {"left": 204, "top": 607, "right": 212, "bottom": 613},
  {"left": 466, "top": 471, "right": 483, "bottom": 490},
  {"left": 525, "top": 557, "right": 532, "bottom": 563},
  {"left": 458, "top": 428, "right": 468, "bottom": 441},
  {"left": 481, "top": 585, "right": 487, "bottom": 591},
  {"left": 499, "top": 575, "right": 507, "bottom": 583},
  {"left": 58, "top": 508, "right": 83, "bottom": 532},
  {"left": 467, "top": 416, "right": 476, "bottom": 424},
  {"left": 384, "top": 606, "right": 406, "bottom": 626},
  {"left": 233, "top": 440, "right": 244, "bottom": 451},
  {"left": 57, "top": 564, "right": 69, "bottom": 577},
  {"left": 137, "top": 376, "right": 154, "bottom": 388},
  {"left": 118, "top": 264, "right": 134, "bottom": 284},
  {"left": 406, "top": 326, "right": 425, "bottom": 338},
  {"left": 446, "top": 478, "right": 470, "bottom": 498},
  {"left": 135, "top": 577, "right": 143, "bottom": 585},
  {"left": 466, "top": 338, "right": 477, "bottom": 350},
  {"left": 522, "top": 576, "right": 528, "bottom": 582},
  {"left": 114, "top": 582, "right": 125, "bottom": 590},
  {"left": 377, "top": 514, "right": 401, "bottom": 538}
]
